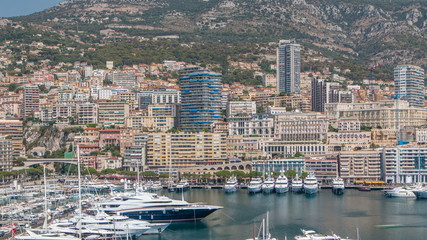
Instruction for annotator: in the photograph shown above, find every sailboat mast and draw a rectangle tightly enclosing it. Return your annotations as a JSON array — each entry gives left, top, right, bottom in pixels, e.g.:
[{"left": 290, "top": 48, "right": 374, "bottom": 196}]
[
  {"left": 77, "top": 144, "right": 82, "bottom": 239},
  {"left": 43, "top": 166, "right": 48, "bottom": 229}
]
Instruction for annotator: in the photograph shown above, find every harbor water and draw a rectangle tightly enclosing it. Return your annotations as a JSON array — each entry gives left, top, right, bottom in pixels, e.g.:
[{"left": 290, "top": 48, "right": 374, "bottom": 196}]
[{"left": 143, "top": 189, "right": 427, "bottom": 240}]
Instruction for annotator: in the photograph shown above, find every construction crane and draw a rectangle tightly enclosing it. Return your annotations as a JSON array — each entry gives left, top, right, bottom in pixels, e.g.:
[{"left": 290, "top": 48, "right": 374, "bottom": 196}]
[{"left": 368, "top": 63, "right": 382, "bottom": 102}]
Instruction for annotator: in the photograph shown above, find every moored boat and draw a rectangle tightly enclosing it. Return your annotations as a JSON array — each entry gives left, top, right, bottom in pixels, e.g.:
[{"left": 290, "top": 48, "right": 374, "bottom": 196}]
[
  {"left": 274, "top": 172, "right": 289, "bottom": 194},
  {"left": 294, "top": 229, "right": 348, "bottom": 240},
  {"left": 303, "top": 173, "right": 319, "bottom": 195},
  {"left": 291, "top": 176, "right": 304, "bottom": 193},
  {"left": 332, "top": 177, "right": 345, "bottom": 195},
  {"left": 224, "top": 175, "right": 239, "bottom": 193},
  {"left": 262, "top": 173, "right": 275, "bottom": 194},
  {"left": 248, "top": 177, "right": 263, "bottom": 194},
  {"left": 384, "top": 186, "right": 416, "bottom": 198}
]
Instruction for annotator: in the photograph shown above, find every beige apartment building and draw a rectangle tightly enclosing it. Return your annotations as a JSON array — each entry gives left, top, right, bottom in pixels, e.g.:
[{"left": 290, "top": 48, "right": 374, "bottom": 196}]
[
  {"left": 274, "top": 112, "right": 328, "bottom": 142},
  {"left": 145, "top": 132, "right": 227, "bottom": 168},
  {"left": 97, "top": 101, "right": 130, "bottom": 127},
  {"left": 326, "top": 100, "right": 427, "bottom": 129},
  {"left": 338, "top": 150, "right": 381, "bottom": 183}
]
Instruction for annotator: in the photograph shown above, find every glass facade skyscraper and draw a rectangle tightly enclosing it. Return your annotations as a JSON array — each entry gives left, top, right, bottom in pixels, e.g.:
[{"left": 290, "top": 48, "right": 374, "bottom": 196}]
[
  {"left": 179, "top": 67, "right": 222, "bottom": 131},
  {"left": 277, "top": 39, "right": 301, "bottom": 93},
  {"left": 394, "top": 65, "right": 425, "bottom": 107}
]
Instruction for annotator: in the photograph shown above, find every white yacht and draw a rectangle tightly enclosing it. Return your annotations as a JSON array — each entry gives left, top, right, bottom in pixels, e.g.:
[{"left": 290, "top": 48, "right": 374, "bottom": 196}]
[
  {"left": 248, "top": 177, "right": 263, "bottom": 193},
  {"left": 176, "top": 179, "right": 190, "bottom": 191},
  {"left": 91, "top": 191, "right": 222, "bottom": 222},
  {"left": 303, "top": 173, "right": 319, "bottom": 195},
  {"left": 262, "top": 173, "right": 275, "bottom": 193},
  {"left": 384, "top": 186, "right": 416, "bottom": 198},
  {"left": 294, "top": 229, "right": 346, "bottom": 240},
  {"left": 224, "top": 175, "right": 239, "bottom": 193},
  {"left": 150, "top": 182, "right": 163, "bottom": 191},
  {"left": 291, "top": 176, "right": 304, "bottom": 193},
  {"left": 15, "top": 230, "right": 80, "bottom": 240},
  {"left": 274, "top": 172, "right": 289, "bottom": 194},
  {"left": 332, "top": 177, "right": 345, "bottom": 195}
]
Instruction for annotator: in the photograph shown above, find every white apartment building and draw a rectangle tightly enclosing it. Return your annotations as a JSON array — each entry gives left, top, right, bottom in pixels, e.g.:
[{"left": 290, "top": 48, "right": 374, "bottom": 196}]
[
  {"left": 261, "top": 141, "right": 327, "bottom": 158},
  {"left": 274, "top": 112, "right": 328, "bottom": 142},
  {"left": 381, "top": 147, "right": 427, "bottom": 184},
  {"left": 226, "top": 101, "right": 256, "bottom": 117},
  {"left": 77, "top": 103, "right": 98, "bottom": 125},
  {"left": 228, "top": 114, "right": 274, "bottom": 138}
]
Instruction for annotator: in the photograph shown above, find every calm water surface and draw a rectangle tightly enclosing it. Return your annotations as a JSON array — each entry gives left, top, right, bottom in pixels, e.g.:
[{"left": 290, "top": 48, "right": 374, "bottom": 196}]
[{"left": 143, "top": 189, "right": 427, "bottom": 240}]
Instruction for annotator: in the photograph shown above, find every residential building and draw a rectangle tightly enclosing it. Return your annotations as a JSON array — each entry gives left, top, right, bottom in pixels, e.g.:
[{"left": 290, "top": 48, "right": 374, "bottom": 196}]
[
  {"left": 22, "top": 85, "right": 40, "bottom": 118},
  {"left": 228, "top": 114, "right": 274, "bottom": 138},
  {"left": 99, "top": 129, "right": 120, "bottom": 149},
  {"left": 226, "top": 135, "right": 264, "bottom": 160},
  {"left": 277, "top": 39, "right": 301, "bottom": 93},
  {"left": 97, "top": 101, "right": 130, "bottom": 127},
  {"left": 381, "top": 147, "right": 427, "bottom": 184},
  {"left": 252, "top": 159, "right": 304, "bottom": 175},
  {"left": 416, "top": 128, "right": 427, "bottom": 144},
  {"left": 311, "top": 79, "right": 340, "bottom": 112},
  {"left": 394, "top": 65, "right": 425, "bottom": 107},
  {"left": 226, "top": 101, "right": 256, "bottom": 117},
  {"left": 261, "top": 141, "right": 327, "bottom": 158},
  {"left": 76, "top": 103, "right": 98, "bottom": 125},
  {"left": 145, "top": 132, "right": 227, "bottom": 168},
  {"left": 274, "top": 112, "right": 328, "bottom": 142},
  {"left": 338, "top": 118, "right": 360, "bottom": 132},
  {"left": 0, "top": 137, "right": 12, "bottom": 171},
  {"left": 304, "top": 155, "right": 339, "bottom": 184},
  {"left": 0, "top": 120, "right": 24, "bottom": 157},
  {"left": 179, "top": 67, "right": 222, "bottom": 131},
  {"left": 325, "top": 100, "right": 427, "bottom": 129},
  {"left": 338, "top": 151, "right": 381, "bottom": 183},
  {"left": 136, "top": 89, "right": 180, "bottom": 110},
  {"left": 106, "top": 71, "right": 137, "bottom": 88},
  {"left": 327, "top": 132, "right": 372, "bottom": 151}
]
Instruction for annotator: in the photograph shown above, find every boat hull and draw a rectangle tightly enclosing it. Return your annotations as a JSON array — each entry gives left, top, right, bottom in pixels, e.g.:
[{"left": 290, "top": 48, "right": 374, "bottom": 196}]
[
  {"left": 275, "top": 186, "right": 289, "bottom": 194},
  {"left": 224, "top": 186, "right": 237, "bottom": 193},
  {"left": 412, "top": 190, "right": 427, "bottom": 199},
  {"left": 110, "top": 207, "right": 221, "bottom": 223},
  {"left": 248, "top": 186, "right": 262, "bottom": 193},
  {"left": 332, "top": 187, "right": 344, "bottom": 195},
  {"left": 262, "top": 185, "right": 275, "bottom": 193},
  {"left": 291, "top": 186, "right": 304, "bottom": 193},
  {"left": 304, "top": 186, "right": 319, "bottom": 195}
]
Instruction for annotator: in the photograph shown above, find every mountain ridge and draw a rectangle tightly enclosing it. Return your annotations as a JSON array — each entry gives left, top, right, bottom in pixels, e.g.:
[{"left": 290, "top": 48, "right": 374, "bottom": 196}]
[{"left": 9, "top": 0, "right": 427, "bottom": 68}]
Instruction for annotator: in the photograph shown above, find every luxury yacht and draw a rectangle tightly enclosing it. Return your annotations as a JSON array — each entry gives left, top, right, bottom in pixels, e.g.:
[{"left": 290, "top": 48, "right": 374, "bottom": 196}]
[
  {"left": 384, "top": 186, "right": 416, "bottom": 198},
  {"left": 15, "top": 230, "right": 80, "bottom": 240},
  {"left": 294, "top": 229, "right": 347, "bottom": 240},
  {"left": 303, "top": 173, "right": 319, "bottom": 195},
  {"left": 332, "top": 177, "right": 345, "bottom": 195},
  {"left": 262, "top": 173, "right": 275, "bottom": 193},
  {"left": 175, "top": 179, "right": 190, "bottom": 191},
  {"left": 274, "top": 172, "right": 289, "bottom": 194},
  {"left": 291, "top": 176, "right": 304, "bottom": 193},
  {"left": 247, "top": 177, "right": 263, "bottom": 193},
  {"left": 91, "top": 191, "right": 222, "bottom": 222},
  {"left": 224, "top": 175, "right": 239, "bottom": 193}
]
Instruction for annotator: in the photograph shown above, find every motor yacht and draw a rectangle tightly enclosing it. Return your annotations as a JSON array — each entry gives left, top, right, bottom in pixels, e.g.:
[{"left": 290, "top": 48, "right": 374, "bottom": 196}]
[
  {"left": 303, "top": 173, "right": 319, "bottom": 195},
  {"left": 262, "top": 174, "right": 275, "bottom": 193},
  {"left": 291, "top": 176, "right": 304, "bottom": 193},
  {"left": 224, "top": 175, "right": 239, "bottom": 193},
  {"left": 384, "top": 186, "right": 416, "bottom": 198},
  {"left": 294, "top": 229, "right": 347, "bottom": 240},
  {"left": 175, "top": 179, "right": 190, "bottom": 191},
  {"left": 274, "top": 172, "right": 289, "bottom": 194},
  {"left": 91, "top": 191, "right": 222, "bottom": 222},
  {"left": 332, "top": 177, "right": 345, "bottom": 195},
  {"left": 247, "top": 178, "right": 263, "bottom": 194}
]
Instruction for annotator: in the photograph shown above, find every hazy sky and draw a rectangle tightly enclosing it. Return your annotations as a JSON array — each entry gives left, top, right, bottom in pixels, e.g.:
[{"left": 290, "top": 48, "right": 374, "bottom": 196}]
[{"left": 0, "top": 0, "right": 63, "bottom": 18}]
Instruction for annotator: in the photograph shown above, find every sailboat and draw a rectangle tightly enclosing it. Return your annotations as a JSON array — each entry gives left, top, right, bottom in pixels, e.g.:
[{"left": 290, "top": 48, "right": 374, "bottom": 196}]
[
  {"left": 246, "top": 212, "right": 277, "bottom": 240},
  {"left": 15, "top": 167, "right": 80, "bottom": 240}
]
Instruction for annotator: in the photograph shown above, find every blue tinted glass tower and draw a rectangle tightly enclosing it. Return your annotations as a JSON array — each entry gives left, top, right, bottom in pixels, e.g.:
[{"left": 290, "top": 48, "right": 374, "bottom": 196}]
[{"left": 179, "top": 67, "right": 222, "bottom": 131}]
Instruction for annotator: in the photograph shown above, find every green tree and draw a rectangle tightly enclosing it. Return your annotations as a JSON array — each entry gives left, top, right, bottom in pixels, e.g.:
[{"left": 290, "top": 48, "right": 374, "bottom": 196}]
[{"left": 284, "top": 170, "right": 297, "bottom": 179}]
